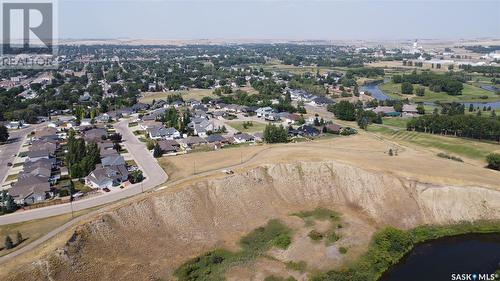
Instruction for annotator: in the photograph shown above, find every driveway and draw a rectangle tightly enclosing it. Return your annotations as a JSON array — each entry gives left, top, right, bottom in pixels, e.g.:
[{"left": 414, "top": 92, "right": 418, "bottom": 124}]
[{"left": 0, "top": 119, "right": 168, "bottom": 225}]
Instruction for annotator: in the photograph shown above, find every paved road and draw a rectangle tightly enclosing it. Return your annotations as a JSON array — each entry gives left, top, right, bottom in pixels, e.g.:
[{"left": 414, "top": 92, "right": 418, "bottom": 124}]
[
  {"left": 0, "top": 125, "right": 41, "bottom": 187},
  {"left": 0, "top": 119, "right": 168, "bottom": 225}
]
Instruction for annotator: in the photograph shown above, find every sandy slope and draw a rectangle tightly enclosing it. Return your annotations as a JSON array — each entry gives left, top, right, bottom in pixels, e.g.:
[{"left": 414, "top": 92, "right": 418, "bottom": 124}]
[{"left": 2, "top": 159, "right": 499, "bottom": 281}]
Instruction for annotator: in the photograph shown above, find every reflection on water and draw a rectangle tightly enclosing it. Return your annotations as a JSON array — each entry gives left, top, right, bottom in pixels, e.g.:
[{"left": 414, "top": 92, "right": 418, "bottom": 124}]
[{"left": 380, "top": 233, "right": 500, "bottom": 281}]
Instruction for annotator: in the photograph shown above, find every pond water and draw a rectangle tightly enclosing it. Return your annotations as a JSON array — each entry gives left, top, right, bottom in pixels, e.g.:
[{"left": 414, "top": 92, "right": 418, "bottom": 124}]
[
  {"left": 380, "top": 233, "right": 500, "bottom": 281},
  {"left": 360, "top": 83, "right": 391, "bottom": 101}
]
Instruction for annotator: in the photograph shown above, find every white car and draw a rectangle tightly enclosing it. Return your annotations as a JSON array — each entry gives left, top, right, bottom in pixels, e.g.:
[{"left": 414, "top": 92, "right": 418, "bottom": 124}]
[{"left": 221, "top": 169, "right": 234, "bottom": 175}]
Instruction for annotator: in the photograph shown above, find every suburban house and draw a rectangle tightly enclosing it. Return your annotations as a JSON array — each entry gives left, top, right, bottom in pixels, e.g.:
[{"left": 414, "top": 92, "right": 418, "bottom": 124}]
[
  {"left": 98, "top": 141, "right": 119, "bottom": 157},
  {"left": 370, "top": 106, "right": 400, "bottom": 117},
  {"left": 84, "top": 128, "right": 107, "bottom": 143},
  {"left": 233, "top": 133, "right": 255, "bottom": 144},
  {"left": 177, "top": 136, "right": 207, "bottom": 150},
  {"left": 325, "top": 123, "right": 343, "bottom": 134},
  {"left": 189, "top": 118, "right": 214, "bottom": 137},
  {"left": 256, "top": 107, "right": 275, "bottom": 118},
  {"left": 279, "top": 113, "right": 302, "bottom": 124},
  {"left": 157, "top": 139, "right": 181, "bottom": 154},
  {"left": 101, "top": 154, "right": 126, "bottom": 167},
  {"left": 147, "top": 126, "right": 181, "bottom": 140},
  {"left": 140, "top": 120, "right": 163, "bottom": 130},
  {"left": 290, "top": 125, "right": 320, "bottom": 137},
  {"left": 26, "top": 150, "right": 51, "bottom": 162},
  {"left": 402, "top": 104, "right": 419, "bottom": 117},
  {"left": 85, "top": 164, "right": 129, "bottom": 189},
  {"left": 8, "top": 176, "right": 52, "bottom": 205},
  {"left": 309, "top": 96, "right": 333, "bottom": 107}
]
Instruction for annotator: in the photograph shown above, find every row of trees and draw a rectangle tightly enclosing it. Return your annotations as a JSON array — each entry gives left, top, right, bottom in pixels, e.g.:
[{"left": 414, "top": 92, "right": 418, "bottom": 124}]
[
  {"left": 66, "top": 131, "right": 101, "bottom": 178},
  {"left": 327, "top": 101, "right": 383, "bottom": 130},
  {"left": 392, "top": 71, "right": 463, "bottom": 95},
  {"left": 406, "top": 115, "right": 500, "bottom": 141}
]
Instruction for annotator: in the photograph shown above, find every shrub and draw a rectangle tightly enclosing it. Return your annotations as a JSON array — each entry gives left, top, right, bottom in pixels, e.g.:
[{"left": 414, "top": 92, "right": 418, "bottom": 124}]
[
  {"left": 339, "top": 247, "right": 348, "bottom": 254},
  {"left": 240, "top": 219, "right": 292, "bottom": 252},
  {"left": 308, "top": 230, "right": 324, "bottom": 241},
  {"left": 285, "top": 261, "right": 307, "bottom": 272},
  {"left": 437, "top": 153, "right": 463, "bottom": 162},
  {"left": 486, "top": 153, "right": 500, "bottom": 170}
]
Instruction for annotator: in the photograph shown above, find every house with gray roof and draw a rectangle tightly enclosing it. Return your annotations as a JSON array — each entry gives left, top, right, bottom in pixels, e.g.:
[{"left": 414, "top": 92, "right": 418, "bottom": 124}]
[
  {"left": 85, "top": 164, "right": 129, "bottom": 189},
  {"left": 101, "top": 154, "right": 125, "bottom": 167},
  {"left": 9, "top": 175, "right": 52, "bottom": 205},
  {"left": 147, "top": 126, "right": 181, "bottom": 140}
]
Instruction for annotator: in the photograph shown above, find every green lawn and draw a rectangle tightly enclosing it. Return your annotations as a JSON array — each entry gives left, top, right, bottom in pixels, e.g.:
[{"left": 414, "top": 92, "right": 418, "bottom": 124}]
[
  {"left": 368, "top": 125, "right": 500, "bottom": 161},
  {"left": 226, "top": 121, "right": 268, "bottom": 133},
  {"left": 381, "top": 118, "right": 408, "bottom": 129},
  {"left": 379, "top": 81, "right": 500, "bottom": 103}
]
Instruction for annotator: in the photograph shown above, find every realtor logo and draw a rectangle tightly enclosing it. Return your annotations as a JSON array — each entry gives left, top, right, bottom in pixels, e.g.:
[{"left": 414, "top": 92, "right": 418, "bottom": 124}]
[{"left": 1, "top": 0, "right": 57, "bottom": 68}]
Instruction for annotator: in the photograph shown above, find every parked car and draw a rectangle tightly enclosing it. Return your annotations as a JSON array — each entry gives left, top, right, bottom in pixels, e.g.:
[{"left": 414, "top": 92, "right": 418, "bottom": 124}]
[
  {"left": 7, "top": 162, "right": 12, "bottom": 166},
  {"left": 221, "top": 169, "right": 234, "bottom": 174},
  {"left": 103, "top": 188, "right": 111, "bottom": 192}
]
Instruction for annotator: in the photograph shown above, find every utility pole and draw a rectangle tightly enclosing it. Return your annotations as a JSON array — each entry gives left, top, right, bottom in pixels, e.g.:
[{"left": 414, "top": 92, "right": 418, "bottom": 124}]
[{"left": 193, "top": 160, "right": 196, "bottom": 175}]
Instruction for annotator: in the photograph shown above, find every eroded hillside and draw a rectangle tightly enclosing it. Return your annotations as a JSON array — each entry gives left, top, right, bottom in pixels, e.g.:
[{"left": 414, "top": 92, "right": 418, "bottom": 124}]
[{"left": 3, "top": 161, "right": 500, "bottom": 281}]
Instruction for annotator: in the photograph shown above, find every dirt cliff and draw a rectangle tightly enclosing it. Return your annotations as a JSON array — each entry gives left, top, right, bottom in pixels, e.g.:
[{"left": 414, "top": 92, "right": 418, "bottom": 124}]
[{"left": 4, "top": 161, "right": 500, "bottom": 281}]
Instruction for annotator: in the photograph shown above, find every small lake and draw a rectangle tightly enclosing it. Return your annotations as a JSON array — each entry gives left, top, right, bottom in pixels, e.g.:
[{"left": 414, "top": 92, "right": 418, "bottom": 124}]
[
  {"left": 380, "top": 233, "right": 500, "bottom": 281},
  {"left": 361, "top": 83, "right": 391, "bottom": 101}
]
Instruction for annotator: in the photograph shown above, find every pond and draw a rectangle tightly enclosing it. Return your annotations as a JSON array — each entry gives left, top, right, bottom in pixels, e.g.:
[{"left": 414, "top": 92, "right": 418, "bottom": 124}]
[
  {"left": 380, "top": 233, "right": 500, "bottom": 281},
  {"left": 360, "top": 83, "right": 391, "bottom": 101}
]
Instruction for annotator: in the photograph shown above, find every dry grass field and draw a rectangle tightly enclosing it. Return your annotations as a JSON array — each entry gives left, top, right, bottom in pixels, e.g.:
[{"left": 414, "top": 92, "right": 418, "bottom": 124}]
[{"left": 139, "top": 88, "right": 217, "bottom": 104}]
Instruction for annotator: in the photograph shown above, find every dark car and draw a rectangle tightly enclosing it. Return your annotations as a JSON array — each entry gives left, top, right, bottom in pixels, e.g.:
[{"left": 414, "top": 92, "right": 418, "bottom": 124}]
[
  {"left": 7, "top": 162, "right": 12, "bottom": 167},
  {"left": 103, "top": 187, "right": 111, "bottom": 192}
]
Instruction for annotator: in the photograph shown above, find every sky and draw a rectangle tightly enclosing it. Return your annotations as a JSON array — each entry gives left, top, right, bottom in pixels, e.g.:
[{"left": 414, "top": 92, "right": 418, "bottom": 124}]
[{"left": 58, "top": 0, "right": 500, "bottom": 40}]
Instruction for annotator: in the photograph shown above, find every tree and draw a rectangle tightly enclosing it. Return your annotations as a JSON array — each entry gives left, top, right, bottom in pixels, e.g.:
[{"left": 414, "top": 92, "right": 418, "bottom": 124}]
[
  {"left": 469, "top": 103, "right": 474, "bottom": 112},
  {"left": 416, "top": 87, "right": 425, "bottom": 97},
  {"left": 109, "top": 133, "right": 122, "bottom": 143},
  {"left": 0, "top": 125, "right": 8, "bottom": 143},
  {"left": 486, "top": 153, "right": 500, "bottom": 171},
  {"left": 263, "top": 124, "right": 288, "bottom": 143},
  {"left": 16, "top": 231, "right": 23, "bottom": 245},
  {"left": 416, "top": 105, "right": 425, "bottom": 115},
  {"left": 153, "top": 143, "right": 162, "bottom": 158},
  {"left": 129, "top": 170, "right": 144, "bottom": 183},
  {"left": 401, "top": 82, "right": 413, "bottom": 94},
  {"left": 5, "top": 235, "right": 13, "bottom": 249},
  {"left": 328, "top": 101, "right": 356, "bottom": 121},
  {"left": 392, "top": 75, "right": 402, "bottom": 83}
]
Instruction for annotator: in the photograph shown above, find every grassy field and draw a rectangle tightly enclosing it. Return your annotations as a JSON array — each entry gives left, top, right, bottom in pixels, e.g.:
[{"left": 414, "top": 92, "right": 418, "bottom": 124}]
[
  {"left": 368, "top": 125, "right": 500, "bottom": 161},
  {"left": 254, "top": 61, "right": 347, "bottom": 75},
  {"left": 381, "top": 118, "right": 408, "bottom": 129},
  {"left": 379, "top": 81, "right": 500, "bottom": 103},
  {"left": 139, "top": 88, "right": 217, "bottom": 104},
  {"left": 226, "top": 121, "right": 268, "bottom": 133},
  {"left": 0, "top": 207, "right": 98, "bottom": 257}
]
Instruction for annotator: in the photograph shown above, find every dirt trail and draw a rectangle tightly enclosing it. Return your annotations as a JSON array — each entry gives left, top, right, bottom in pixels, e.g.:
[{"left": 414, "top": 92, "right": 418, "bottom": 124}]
[{"left": 1, "top": 160, "right": 499, "bottom": 281}]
